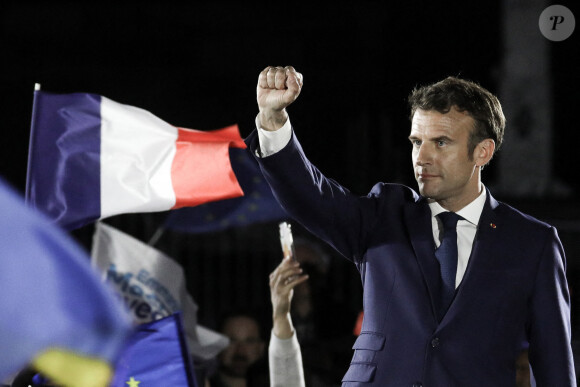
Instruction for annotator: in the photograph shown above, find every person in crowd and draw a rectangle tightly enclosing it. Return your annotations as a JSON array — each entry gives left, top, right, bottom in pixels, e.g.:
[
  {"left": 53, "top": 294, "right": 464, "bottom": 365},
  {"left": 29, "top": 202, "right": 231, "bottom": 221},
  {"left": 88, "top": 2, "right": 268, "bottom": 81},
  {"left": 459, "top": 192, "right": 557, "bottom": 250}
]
[
  {"left": 290, "top": 238, "right": 358, "bottom": 386},
  {"left": 268, "top": 256, "right": 309, "bottom": 387},
  {"left": 246, "top": 65, "right": 575, "bottom": 386},
  {"left": 210, "top": 311, "right": 267, "bottom": 387}
]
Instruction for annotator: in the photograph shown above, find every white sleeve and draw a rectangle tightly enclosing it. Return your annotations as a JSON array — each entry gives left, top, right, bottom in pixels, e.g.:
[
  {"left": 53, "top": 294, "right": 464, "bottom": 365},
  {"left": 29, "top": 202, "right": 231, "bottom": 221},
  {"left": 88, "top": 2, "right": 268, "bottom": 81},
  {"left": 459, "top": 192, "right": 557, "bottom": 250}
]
[
  {"left": 268, "top": 330, "right": 306, "bottom": 387},
  {"left": 256, "top": 115, "right": 293, "bottom": 157}
]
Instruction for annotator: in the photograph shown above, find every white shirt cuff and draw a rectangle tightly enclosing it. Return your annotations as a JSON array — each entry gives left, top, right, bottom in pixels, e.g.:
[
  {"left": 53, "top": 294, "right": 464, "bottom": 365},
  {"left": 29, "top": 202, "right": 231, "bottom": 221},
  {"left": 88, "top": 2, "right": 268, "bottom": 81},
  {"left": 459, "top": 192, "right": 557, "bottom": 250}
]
[{"left": 256, "top": 115, "right": 292, "bottom": 157}]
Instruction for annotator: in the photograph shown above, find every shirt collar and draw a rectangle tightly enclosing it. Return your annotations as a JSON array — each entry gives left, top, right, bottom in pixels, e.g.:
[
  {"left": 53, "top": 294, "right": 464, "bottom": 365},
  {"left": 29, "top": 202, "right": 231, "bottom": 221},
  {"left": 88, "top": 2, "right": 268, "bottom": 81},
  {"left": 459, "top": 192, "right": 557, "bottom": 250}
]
[{"left": 428, "top": 186, "right": 487, "bottom": 226}]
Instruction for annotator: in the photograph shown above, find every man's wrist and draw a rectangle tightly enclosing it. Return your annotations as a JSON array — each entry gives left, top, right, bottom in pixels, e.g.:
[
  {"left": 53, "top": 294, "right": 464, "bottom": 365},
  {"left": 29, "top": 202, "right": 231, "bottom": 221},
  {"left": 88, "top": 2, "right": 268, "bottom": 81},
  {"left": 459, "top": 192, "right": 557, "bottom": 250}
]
[
  {"left": 256, "top": 113, "right": 292, "bottom": 157},
  {"left": 259, "top": 109, "right": 288, "bottom": 131}
]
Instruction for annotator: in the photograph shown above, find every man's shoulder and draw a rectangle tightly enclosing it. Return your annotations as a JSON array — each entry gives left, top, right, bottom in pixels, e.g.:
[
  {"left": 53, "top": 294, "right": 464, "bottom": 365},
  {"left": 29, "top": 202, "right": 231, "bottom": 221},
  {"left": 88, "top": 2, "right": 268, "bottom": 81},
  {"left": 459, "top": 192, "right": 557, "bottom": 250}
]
[
  {"left": 368, "top": 182, "right": 422, "bottom": 204},
  {"left": 491, "top": 196, "right": 554, "bottom": 234}
]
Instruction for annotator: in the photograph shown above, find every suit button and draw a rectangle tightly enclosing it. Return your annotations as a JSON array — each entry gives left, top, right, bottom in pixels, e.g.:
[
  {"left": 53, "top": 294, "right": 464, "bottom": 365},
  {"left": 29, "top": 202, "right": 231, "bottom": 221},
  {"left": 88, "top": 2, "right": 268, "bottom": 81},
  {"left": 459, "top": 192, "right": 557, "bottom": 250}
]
[
  {"left": 431, "top": 337, "right": 440, "bottom": 348},
  {"left": 412, "top": 383, "right": 423, "bottom": 387}
]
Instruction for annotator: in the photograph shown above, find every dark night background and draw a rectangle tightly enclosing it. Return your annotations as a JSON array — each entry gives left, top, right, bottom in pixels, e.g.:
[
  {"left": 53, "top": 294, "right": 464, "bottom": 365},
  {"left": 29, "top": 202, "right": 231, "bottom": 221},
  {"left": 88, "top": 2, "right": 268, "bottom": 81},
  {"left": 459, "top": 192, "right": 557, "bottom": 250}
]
[{"left": 1, "top": 0, "right": 579, "bottom": 379}]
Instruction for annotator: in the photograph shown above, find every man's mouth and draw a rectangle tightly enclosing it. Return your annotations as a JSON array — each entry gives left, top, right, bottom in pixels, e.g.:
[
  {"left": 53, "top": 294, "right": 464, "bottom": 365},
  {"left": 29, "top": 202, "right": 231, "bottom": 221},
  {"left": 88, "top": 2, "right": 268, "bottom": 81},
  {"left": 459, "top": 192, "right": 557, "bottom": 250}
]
[{"left": 418, "top": 172, "right": 437, "bottom": 179}]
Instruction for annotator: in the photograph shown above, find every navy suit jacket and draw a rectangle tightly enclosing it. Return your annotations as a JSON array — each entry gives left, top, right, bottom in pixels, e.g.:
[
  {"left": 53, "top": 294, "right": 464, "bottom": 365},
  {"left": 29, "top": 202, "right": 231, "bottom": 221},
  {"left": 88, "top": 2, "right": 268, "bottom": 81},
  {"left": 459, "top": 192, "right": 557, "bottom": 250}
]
[{"left": 246, "top": 129, "right": 576, "bottom": 386}]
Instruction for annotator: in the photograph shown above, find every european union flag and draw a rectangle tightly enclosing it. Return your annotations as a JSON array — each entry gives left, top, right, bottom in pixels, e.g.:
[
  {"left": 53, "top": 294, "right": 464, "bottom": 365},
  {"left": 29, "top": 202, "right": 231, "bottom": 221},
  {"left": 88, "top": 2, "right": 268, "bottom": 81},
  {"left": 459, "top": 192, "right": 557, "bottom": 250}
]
[
  {"left": 111, "top": 313, "right": 197, "bottom": 387},
  {"left": 0, "top": 176, "right": 131, "bottom": 387},
  {"left": 164, "top": 148, "right": 289, "bottom": 233}
]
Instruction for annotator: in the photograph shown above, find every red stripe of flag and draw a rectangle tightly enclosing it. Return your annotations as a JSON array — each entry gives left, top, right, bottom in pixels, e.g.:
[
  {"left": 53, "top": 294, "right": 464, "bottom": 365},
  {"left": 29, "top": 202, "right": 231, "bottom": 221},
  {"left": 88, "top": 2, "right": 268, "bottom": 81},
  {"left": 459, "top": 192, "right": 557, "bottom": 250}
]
[{"left": 171, "top": 125, "right": 247, "bottom": 209}]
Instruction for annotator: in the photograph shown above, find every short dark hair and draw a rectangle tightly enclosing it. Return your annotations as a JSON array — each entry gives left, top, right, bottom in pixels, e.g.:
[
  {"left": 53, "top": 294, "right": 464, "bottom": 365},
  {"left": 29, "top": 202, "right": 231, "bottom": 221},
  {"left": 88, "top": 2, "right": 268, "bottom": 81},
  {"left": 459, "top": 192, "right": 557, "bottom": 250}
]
[{"left": 408, "top": 76, "right": 505, "bottom": 158}]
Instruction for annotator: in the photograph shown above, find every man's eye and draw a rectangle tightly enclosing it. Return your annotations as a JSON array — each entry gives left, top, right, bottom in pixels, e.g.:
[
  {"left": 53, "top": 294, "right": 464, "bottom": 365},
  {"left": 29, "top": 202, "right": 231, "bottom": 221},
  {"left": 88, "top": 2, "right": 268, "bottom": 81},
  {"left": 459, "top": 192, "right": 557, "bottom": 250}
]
[{"left": 437, "top": 140, "right": 446, "bottom": 146}]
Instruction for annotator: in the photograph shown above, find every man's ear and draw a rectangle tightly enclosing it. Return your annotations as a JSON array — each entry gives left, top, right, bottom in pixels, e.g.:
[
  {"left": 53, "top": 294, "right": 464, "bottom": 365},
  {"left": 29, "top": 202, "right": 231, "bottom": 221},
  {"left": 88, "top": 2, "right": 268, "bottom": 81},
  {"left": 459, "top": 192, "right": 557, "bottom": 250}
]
[{"left": 475, "top": 139, "right": 496, "bottom": 167}]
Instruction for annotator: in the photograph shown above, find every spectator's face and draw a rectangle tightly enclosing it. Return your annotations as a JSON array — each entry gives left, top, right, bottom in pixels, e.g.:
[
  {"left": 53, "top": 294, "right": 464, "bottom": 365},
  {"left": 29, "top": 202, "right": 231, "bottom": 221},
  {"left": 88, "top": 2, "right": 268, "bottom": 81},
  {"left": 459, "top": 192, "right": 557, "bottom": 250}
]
[
  {"left": 410, "top": 107, "right": 484, "bottom": 209},
  {"left": 219, "top": 316, "right": 264, "bottom": 377}
]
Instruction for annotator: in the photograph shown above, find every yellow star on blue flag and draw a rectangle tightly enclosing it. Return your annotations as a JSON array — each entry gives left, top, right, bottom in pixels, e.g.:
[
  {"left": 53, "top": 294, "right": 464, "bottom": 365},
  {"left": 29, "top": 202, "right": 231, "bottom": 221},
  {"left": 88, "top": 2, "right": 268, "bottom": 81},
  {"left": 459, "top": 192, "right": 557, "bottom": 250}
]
[{"left": 126, "top": 376, "right": 141, "bottom": 387}]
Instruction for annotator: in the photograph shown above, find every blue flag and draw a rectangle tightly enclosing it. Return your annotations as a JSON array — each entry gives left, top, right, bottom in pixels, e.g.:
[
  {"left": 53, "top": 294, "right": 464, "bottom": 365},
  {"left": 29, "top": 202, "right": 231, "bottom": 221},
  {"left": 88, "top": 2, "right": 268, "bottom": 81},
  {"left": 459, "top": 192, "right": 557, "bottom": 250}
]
[
  {"left": 112, "top": 313, "right": 197, "bottom": 387},
  {"left": 0, "top": 176, "right": 131, "bottom": 386},
  {"left": 164, "top": 148, "right": 289, "bottom": 233}
]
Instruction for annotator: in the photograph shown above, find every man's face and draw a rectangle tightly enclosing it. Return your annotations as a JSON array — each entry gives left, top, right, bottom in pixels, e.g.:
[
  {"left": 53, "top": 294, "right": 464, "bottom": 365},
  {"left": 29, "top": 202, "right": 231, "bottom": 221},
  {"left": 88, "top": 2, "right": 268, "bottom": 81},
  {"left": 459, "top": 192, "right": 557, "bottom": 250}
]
[
  {"left": 218, "top": 316, "right": 264, "bottom": 378},
  {"left": 409, "top": 107, "right": 482, "bottom": 210}
]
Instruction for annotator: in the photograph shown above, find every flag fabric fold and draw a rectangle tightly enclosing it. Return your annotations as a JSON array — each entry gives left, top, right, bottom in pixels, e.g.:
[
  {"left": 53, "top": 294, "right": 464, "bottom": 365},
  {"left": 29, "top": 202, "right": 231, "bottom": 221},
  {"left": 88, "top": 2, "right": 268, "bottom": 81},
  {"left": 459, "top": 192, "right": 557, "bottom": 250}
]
[
  {"left": 164, "top": 148, "right": 289, "bottom": 233},
  {"left": 26, "top": 90, "right": 246, "bottom": 231},
  {"left": 90, "top": 221, "right": 229, "bottom": 361},
  {"left": 0, "top": 177, "right": 132, "bottom": 386},
  {"left": 111, "top": 313, "right": 197, "bottom": 387}
]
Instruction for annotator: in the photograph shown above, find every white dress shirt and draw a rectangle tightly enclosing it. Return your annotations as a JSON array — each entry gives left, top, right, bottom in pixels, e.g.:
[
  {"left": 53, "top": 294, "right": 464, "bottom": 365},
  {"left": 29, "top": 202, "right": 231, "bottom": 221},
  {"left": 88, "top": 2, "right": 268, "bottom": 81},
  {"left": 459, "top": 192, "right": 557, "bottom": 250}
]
[
  {"left": 256, "top": 116, "right": 486, "bottom": 288},
  {"left": 428, "top": 190, "right": 486, "bottom": 288}
]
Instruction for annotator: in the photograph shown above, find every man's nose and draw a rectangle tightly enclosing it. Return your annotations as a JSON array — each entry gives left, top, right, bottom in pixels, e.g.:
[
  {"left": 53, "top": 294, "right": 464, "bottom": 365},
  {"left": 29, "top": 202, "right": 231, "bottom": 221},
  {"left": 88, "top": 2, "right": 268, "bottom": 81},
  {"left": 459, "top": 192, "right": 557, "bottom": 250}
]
[{"left": 415, "top": 144, "right": 432, "bottom": 166}]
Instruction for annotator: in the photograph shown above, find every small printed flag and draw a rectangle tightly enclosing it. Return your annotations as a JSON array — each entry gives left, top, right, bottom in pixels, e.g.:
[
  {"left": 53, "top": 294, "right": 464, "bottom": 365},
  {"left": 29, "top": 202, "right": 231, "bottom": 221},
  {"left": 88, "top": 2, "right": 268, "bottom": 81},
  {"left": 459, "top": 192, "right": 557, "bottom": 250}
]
[
  {"left": 165, "top": 148, "right": 289, "bottom": 233},
  {"left": 111, "top": 313, "right": 197, "bottom": 387},
  {"left": 0, "top": 177, "right": 131, "bottom": 387},
  {"left": 26, "top": 89, "right": 246, "bottom": 231},
  {"left": 91, "top": 222, "right": 229, "bottom": 360}
]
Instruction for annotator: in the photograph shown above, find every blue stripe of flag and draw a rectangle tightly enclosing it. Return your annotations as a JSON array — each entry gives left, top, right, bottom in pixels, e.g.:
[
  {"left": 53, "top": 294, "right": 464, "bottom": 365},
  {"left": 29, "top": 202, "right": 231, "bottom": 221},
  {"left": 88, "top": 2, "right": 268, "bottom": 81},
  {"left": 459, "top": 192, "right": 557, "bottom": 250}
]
[{"left": 26, "top": 91, "right": 102, "bottom": 230}]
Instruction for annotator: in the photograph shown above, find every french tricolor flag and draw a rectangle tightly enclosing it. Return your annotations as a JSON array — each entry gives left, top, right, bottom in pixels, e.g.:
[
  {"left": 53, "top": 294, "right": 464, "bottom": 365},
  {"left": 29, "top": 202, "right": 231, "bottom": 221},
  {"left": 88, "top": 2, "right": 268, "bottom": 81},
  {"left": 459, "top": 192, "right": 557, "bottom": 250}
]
[{"left": 26, "top": 89, "right": 246, "bottom": 231}]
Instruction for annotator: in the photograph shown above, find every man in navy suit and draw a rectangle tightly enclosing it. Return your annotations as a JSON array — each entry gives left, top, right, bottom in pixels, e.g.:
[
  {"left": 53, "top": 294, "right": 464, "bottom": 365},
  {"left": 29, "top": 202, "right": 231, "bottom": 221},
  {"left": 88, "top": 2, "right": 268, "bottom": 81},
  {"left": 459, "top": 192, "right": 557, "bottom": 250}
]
[{"left": 246, "top": 66, "right": 576, "bottom": 386}]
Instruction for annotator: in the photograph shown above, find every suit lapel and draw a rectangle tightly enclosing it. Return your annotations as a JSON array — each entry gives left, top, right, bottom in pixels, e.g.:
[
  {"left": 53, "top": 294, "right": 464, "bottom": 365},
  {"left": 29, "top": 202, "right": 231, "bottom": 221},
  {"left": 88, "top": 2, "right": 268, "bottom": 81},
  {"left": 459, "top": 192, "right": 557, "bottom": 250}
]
[
  {"left": 460, "top": 191, "right": 500, "bottom": 283},
  {"left": 440, "top": 190, "right": 500, "bottom": 324},
  {"left": 404, "top": 199, "right": 440, "bottom": 321}
]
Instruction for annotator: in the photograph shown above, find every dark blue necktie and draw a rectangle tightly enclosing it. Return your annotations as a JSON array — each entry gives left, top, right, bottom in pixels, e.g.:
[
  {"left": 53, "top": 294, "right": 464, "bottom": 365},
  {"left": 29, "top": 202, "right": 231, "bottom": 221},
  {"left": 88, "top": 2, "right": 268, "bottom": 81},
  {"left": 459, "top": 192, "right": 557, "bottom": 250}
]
[{"left": 435, "top": 212, "right": 463, "bottom": 319}]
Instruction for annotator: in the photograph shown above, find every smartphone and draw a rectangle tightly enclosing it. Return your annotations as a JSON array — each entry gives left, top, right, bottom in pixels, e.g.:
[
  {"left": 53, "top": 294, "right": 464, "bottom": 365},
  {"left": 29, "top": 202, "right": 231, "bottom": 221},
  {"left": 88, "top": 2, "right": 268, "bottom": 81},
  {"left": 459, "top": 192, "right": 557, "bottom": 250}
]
[{"left": 279, "top": 221, "right": 297, "bottom": 261}]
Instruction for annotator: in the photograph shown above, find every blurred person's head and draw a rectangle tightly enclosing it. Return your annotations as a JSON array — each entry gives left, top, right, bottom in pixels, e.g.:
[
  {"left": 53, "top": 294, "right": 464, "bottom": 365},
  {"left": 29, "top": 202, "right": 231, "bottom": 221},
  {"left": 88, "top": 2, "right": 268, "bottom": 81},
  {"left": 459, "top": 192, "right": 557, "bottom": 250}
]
[
  {"left": 292, "top": 238, "right": 330, "bottom": 319},
  {"left": 294, "top": 237, "right": 330, "bottom": 275},
  {"left": 217, "top": 313, "right": 265, "bottom": 378}
]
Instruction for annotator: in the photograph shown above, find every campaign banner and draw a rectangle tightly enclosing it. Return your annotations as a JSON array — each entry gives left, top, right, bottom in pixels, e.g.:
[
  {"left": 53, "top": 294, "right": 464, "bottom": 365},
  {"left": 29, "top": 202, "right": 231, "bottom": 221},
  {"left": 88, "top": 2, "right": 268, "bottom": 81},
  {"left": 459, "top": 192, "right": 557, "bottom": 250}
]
[{"left": 91, "top": 222, "right": 228, "bottom": 360}]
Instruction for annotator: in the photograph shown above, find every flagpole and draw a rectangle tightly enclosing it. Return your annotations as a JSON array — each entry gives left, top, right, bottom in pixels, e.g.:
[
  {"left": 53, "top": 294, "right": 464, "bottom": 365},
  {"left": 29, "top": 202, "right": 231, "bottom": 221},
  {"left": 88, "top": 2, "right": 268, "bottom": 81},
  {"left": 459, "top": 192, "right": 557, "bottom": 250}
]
[
  {"left": 148, "top": 225, "right": 165, "bottom": 246},
  {"left": 25, "top": 83, "right": 42, "bottom": 204}
]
